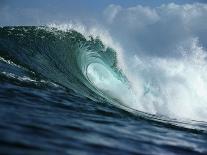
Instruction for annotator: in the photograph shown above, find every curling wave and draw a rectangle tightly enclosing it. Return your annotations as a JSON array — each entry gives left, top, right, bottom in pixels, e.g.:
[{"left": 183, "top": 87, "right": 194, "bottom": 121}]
[
  {"left": 0, "top": 26, "right": 133, "bottom": 110},
  {"left": 1, "top": 26, "right": 207, "bottom": 124}
]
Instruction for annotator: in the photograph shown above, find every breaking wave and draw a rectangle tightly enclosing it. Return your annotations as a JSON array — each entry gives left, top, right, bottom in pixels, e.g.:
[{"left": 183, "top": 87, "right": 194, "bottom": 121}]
[{"left": 1, "top": 25, "right": 207, "bottom": 125}]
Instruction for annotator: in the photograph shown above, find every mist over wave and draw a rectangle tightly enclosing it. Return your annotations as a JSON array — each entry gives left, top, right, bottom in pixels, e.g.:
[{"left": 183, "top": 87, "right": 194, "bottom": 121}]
[{"left": 102, "top": 3, "right": 207, "bottom": 122}]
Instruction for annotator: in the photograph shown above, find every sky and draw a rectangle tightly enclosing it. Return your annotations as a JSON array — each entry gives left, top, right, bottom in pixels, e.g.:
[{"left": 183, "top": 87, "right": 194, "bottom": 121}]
[{"left": 0, "top": 0, "right": 206, "bottom": 25}]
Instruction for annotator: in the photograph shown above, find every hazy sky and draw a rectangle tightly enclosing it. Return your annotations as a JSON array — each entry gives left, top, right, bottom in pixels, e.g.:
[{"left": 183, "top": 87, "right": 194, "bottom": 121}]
[{"left": 0, "top": 0, "right": 206, "bottom": 25}]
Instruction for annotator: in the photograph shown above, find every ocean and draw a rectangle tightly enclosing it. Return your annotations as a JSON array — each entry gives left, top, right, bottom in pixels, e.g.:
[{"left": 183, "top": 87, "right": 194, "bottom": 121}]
[{"left": 0, "top": 26, "right": 207, "bottom": 155}]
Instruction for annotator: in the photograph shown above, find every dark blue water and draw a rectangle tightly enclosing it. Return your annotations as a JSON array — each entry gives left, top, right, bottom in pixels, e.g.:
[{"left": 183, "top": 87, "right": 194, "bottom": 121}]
[{"left": 0, "top": 26, "right": 207, "bottom": 155}]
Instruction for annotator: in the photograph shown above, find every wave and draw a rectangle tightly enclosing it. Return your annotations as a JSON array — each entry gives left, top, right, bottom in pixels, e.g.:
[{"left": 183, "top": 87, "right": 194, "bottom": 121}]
[
  {"left": 0, "top": 26, "right": 132, "bottom": 107},
  {"left": 1, "top": 26, "right": 207, "bottom": 126}
]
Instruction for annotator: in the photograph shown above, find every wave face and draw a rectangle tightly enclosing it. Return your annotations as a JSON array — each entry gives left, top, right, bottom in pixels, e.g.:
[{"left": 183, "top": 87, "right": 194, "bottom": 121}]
[
  {"left": 0, "top": 26, "right": 131, "bottom": 110},
  {"left": 1, "top": 26, "right": 207, "bottom": 124}
]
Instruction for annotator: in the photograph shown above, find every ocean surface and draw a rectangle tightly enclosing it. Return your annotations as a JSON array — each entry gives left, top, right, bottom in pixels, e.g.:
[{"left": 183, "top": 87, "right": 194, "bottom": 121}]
[{"left": 0, "top": 26, "right": 207, "bottom": 155}]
